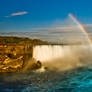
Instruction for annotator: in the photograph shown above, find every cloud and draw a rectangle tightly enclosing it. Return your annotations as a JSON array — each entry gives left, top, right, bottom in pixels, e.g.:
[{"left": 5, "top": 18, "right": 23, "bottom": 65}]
[
  {"left": 11, "top": 11, "right": 28, "bottom": 16},
  {"left": 5, "top": 11, "right": 28, "bottom": 18}
]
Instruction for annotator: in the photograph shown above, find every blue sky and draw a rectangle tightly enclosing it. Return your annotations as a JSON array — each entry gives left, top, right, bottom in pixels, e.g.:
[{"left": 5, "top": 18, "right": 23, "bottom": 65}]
[{"left": 0, "top": 0, "right": 92, "bottom": 32}]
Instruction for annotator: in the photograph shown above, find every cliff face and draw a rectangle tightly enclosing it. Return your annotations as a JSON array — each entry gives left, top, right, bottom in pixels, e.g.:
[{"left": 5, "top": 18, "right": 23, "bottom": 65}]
[
  {"left": 0, "top": 44, "right": 33, "bottom": 72},
  {"left": 0, "top": 36, "right": 48, "bottom": 72}
]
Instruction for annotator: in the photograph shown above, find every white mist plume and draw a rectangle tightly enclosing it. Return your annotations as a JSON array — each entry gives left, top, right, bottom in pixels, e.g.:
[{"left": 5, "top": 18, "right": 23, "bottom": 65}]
[{"left": 33, "top": 45, "right": 92, "bottom": 71}]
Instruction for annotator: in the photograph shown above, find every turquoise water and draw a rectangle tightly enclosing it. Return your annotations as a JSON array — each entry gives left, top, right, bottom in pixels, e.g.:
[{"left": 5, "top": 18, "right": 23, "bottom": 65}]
[{"left": 0, "top": 67, "right": 92, "bottom": 92}]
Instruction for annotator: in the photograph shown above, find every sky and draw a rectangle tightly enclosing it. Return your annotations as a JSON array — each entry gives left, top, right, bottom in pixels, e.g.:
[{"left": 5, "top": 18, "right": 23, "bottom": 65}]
[{"left": 0, "top": 0, "right": 92, "bottom": 32}]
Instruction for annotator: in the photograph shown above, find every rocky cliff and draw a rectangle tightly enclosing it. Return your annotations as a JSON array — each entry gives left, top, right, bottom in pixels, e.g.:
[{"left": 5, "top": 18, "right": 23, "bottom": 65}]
[{"left": 0, "top": 36, "right": 48, "bottom": 72}]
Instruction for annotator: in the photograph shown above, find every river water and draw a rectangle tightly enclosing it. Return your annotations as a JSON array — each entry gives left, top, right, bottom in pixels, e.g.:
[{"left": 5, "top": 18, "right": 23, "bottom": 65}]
[{"left": 0, "top": 67, "right": 92, "bottom": 92}]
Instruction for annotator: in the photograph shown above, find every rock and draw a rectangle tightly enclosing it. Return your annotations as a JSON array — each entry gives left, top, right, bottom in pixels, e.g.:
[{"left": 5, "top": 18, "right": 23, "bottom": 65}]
[
  {"left": 30, "top": 60, "right": 42, "bottom": 70},
  {"left": 0, "top": 55, "right": 23, "bottom": 72}
]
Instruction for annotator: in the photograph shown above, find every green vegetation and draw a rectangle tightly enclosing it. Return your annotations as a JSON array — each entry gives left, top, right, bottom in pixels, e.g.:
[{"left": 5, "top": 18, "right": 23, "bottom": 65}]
[{"left": 0, "top": 36, "right": 48, "bottom": 45}]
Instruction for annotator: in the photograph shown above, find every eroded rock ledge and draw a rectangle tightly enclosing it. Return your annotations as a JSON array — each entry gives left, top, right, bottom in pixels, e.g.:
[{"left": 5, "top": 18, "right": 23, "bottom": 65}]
[{"left": 0, "top": 36, "right": 48, "bottom": 72}]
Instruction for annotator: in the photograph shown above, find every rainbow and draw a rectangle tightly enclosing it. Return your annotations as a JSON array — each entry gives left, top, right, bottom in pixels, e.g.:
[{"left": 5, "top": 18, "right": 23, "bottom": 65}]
[{"left": 69, "top": 13, "right": 92, "bottom": 45}]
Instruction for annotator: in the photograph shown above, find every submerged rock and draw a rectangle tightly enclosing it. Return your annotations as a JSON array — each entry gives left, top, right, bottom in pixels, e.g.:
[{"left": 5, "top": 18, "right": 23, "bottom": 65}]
[{"left": 29, "top": 60, "right": 42, "bottom": 70}]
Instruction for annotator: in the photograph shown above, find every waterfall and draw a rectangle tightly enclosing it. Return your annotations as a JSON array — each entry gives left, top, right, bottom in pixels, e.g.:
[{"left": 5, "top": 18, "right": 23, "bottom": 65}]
[
  {"left": 33, "top": 45, "right": 92, "bottom": 70},
  {"left": 33, "top": 45, "right": 78, "bottom": 62},
  {"left": 33, "top": 45, "right": 92, "bottom": 62}
]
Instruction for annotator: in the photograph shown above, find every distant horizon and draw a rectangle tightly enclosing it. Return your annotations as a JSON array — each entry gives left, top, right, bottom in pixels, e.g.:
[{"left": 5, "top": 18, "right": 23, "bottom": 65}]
[
  {"left": 0, "top": 0, "right": 92, "bottom": 32},
  {"left": 0, "top": 0, "right": 92, "bottom": 44}
]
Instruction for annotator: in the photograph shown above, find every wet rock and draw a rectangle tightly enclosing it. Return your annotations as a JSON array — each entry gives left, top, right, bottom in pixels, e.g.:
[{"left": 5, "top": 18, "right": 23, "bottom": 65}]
[
  {"left": 0, "top": 55, "right": 23, "bottom": 72},
  {"left": 30, "top": 60, "right": 42, "bottom": 70}
]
